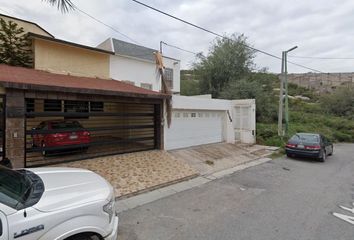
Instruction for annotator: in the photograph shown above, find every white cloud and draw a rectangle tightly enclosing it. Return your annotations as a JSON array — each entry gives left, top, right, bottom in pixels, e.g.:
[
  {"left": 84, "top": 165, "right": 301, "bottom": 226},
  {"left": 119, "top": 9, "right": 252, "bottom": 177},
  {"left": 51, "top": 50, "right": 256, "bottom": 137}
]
[{"left": 1, "top": 0, "right": 354, "bottom": 73}]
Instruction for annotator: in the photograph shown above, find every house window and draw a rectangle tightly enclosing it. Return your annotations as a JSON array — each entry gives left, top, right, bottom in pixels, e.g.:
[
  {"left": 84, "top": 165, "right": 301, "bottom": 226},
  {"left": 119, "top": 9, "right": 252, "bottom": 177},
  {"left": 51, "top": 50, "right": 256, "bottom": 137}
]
[
  {"left": 141, "top": 83, "right": 153, "bottom": 90},
  {"left": 174, "top": 112, "right": 180, "bottom": 118},
  {"left": 44, "top": 99, "right": 62, "bottom": 112},
  {"left": 164, "top": 68, "right": 173, "bottom": 89},
  {"left": 191, "top": 113, "right": 196, "bottom": 118},
  {"left": 90, "top": 102, "right": 104, "bottom": 112},
  {"left": 183, "top": 113, "right": 189, "bottom": 118},
  {"left": 198, "top": 113, "right": 203, "bottom": 118}
]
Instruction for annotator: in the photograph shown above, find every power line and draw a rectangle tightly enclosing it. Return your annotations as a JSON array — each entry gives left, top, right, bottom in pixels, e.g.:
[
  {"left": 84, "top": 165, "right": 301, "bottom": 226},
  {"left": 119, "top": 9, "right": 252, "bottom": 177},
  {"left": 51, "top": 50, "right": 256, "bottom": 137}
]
[
  {"left": 131, "top": 0, "right": 278, "bottom": 59},
  {"left": 130, "top": 0, "right": 324, "bottom": 73},
  {"left": 289, "top": 55, "right": 354, "bottom": 60},
  {"left": 73, "top": 5, "right": 141, "bottom": 45},
  {"left": 161, "top": 41, "right": 199, "bottom": 55}
]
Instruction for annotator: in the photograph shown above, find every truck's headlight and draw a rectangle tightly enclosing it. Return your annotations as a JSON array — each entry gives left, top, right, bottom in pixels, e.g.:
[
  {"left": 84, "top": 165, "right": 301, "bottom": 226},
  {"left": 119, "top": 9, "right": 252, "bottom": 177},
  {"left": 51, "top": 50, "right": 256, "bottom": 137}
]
[{"left": 103, "top": 198, "right": 114, "bottom": 222}]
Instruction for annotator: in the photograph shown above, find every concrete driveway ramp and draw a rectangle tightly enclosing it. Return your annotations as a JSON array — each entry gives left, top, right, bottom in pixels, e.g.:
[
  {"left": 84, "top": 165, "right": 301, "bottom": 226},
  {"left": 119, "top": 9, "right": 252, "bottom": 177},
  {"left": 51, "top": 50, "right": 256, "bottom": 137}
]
[{"left": 169, "top": 143, "right": 274, "bottom": 176}]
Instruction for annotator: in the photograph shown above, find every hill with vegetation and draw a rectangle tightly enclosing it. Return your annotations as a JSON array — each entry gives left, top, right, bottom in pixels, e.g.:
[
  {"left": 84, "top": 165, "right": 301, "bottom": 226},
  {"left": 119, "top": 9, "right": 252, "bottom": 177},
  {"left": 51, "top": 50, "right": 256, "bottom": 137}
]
[
  {"left": 181, "top": 71, "right": 354, "bottom": 147},
  {"left": 181, "top": 33, "right": 353, "bottom": 147}
]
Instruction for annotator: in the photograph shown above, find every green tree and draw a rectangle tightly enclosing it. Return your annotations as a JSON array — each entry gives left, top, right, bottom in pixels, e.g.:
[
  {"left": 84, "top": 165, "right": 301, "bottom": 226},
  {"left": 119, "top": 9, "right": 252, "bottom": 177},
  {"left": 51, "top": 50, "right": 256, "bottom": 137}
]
[
  {"left": 0, "top": 19, "right": 33, "bottom": 67},
  {"left": 42, "top": 0, "right": 75, "bottom": 13},
  {"left": 319, "top": 86, "right": 354, "bottom": 117},
  {"left": 220, "top": 72, "right": 279, "bottom": 123},
  {"left": 180, "top": 70, "right": 201, "bottom": 96},
  {"left": 193, "top": 34, "right": 255, "bottom": 98}
]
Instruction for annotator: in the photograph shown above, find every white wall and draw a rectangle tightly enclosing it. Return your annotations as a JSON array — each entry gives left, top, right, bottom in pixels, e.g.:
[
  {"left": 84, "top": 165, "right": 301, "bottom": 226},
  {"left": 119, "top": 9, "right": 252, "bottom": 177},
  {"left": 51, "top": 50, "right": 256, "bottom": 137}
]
[
  {"left": 109, "top": 54, "right": 180, "bottom": 93},
  {"left": 164, "top": 96, "right": 256, "bottom": 150},
  {"left": 165, "top": 95, "right": 235, "bottom": 150},
  {"left": 109, "top": 54, "right": 160, "bottom": 91}
]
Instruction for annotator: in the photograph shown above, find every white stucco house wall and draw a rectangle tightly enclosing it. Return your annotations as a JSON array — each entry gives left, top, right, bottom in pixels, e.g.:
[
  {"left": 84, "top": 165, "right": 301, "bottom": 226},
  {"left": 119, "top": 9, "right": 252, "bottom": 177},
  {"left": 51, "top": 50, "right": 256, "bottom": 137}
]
[
  {"left": 97, "top": 38, "right": 180, "bottom": 93},
  {"left": 97, "top": 38, "right": 256, "bottom": 150}
]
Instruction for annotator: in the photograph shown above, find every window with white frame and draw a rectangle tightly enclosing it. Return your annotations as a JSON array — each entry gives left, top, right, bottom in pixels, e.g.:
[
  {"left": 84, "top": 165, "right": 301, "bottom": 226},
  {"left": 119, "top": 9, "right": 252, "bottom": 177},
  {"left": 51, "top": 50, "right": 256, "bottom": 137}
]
[{"left": 164, "top": 68, "right": 173, "bottom": 89}]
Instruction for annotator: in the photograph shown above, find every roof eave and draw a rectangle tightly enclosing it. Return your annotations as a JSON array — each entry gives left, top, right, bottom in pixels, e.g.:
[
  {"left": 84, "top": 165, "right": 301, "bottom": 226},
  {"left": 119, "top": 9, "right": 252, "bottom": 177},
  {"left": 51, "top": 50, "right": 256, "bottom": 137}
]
[{"left": 1, "top": 82, "right": 170, "bottom": 100}]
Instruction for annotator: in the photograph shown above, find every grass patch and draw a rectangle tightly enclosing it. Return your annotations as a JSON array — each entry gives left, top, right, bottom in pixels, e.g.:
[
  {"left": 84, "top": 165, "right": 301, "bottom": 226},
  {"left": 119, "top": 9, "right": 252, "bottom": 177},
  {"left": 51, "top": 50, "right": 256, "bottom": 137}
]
[{"left": 257, "top": 109, "right": 354, "bottom": 147}]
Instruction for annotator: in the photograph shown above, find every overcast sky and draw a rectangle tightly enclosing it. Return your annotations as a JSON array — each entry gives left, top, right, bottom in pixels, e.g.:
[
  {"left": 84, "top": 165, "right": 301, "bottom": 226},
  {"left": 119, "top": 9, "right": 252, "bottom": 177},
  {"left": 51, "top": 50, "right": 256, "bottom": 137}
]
[{"left": 1, "top": 0, "right": 354, "bottom": 73}]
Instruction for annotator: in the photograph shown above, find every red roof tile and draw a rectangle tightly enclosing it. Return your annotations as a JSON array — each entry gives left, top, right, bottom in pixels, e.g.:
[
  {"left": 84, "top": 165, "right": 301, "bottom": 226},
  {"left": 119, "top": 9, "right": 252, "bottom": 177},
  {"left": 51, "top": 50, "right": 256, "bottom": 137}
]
[{"left": 0, "top": 64, "right": 168, "bottom": 99}]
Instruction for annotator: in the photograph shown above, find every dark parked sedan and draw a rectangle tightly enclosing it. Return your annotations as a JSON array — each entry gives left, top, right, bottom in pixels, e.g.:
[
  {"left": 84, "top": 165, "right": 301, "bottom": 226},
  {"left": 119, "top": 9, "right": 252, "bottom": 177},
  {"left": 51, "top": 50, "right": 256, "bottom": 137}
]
[{"left": 285, "top": 133, "right": 333, "bottom": 162}]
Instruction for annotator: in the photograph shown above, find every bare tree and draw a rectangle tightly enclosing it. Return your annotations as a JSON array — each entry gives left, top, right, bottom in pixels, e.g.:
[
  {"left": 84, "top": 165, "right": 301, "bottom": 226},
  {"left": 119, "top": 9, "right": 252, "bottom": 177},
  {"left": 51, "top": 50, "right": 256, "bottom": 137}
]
[{"left": 43, "top": 0, "right": 75, "bottom": 13}]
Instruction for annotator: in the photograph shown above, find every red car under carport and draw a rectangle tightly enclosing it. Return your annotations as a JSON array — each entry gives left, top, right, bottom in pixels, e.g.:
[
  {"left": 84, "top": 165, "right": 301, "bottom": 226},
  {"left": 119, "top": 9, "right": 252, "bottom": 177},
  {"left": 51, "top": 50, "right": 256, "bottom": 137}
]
[{"left": 32, "top": 120, "right": 91, "bottom": 156}]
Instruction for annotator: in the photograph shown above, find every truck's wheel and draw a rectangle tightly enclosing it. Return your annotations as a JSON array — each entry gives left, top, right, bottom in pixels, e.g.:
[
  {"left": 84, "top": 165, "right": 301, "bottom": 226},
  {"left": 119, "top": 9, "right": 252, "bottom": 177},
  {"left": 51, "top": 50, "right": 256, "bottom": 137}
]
[{"left": 66, "top": 233, "right": 102, "bottom": 240}]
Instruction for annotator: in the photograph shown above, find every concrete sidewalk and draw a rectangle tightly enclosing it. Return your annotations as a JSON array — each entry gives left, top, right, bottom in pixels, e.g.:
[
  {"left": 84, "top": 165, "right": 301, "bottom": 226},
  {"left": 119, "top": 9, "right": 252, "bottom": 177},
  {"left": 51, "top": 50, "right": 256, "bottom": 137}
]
[{"left": 115, "top": 157, "right": 272, "bottom": 213}]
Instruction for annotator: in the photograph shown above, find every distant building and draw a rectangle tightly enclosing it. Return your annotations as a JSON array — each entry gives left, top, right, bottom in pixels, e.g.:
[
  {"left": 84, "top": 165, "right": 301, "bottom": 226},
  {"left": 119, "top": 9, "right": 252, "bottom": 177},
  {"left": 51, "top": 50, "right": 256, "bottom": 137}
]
[{"left": 287, "top": 72, "right": 354, "bottom": 93}]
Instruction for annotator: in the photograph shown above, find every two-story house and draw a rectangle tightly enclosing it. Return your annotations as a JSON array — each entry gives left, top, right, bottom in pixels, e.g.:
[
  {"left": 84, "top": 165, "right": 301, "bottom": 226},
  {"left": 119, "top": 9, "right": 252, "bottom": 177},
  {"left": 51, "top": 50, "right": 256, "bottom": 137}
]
[
  {"left": 0, "top": 13, "right": 256, "bottom": 169},
  {"left": 0, "top": 14, "right": 168, "bottom": 168},
  {"left": 97, "top": 38, "right": 180, "bottom": 93}
]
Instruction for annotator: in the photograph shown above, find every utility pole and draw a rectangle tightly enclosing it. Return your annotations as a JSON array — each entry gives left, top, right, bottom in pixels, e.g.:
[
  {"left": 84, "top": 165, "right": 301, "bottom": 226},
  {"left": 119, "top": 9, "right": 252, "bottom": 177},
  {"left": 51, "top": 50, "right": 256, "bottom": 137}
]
[
  {"left": 278, "top": 46, "right": 298, "bottom": 137},
  {"left": 284, "top": 52, "right": 289, "bottom": 136},
  {"left": 278, "top": 51, "right": 285, "bottom": 136}
]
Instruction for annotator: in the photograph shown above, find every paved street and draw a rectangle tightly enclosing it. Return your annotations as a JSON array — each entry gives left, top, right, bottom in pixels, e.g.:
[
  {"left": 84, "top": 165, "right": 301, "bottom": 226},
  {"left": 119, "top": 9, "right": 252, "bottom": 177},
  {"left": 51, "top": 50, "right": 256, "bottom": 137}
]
[{"left": 117, "top": 143, "right": 354, "bottom": 240}]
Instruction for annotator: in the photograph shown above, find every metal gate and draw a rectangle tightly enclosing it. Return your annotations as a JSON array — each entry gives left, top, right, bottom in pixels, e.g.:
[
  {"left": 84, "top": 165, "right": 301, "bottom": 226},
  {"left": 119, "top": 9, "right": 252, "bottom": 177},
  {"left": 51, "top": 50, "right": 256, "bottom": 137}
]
[
  {"left": 25, "top": 98, "right": 161, "bottom": 167},
  {"left": 233, "top": 102, "right": 256, "bottom": 144}
]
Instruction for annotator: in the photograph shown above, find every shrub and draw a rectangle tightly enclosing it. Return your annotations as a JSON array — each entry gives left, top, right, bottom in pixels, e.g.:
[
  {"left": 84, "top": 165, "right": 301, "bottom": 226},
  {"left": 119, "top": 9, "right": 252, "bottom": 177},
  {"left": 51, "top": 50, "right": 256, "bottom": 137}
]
[{"left": 320, "top": 86, "right": 354, "bottom": 117}]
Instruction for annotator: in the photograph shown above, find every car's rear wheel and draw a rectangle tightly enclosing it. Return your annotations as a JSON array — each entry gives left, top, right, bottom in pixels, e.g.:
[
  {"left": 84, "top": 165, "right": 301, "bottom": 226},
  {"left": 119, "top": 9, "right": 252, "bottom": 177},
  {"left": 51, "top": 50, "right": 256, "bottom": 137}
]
[
  {"left": 319, "top": 150, "right": 326, "bottom": 162},
  {"left": 328, "top": 146, "right": 333, "bottom": 156},
  {"left": 65, "top": 232, "right": 102, "bottom": 240}
]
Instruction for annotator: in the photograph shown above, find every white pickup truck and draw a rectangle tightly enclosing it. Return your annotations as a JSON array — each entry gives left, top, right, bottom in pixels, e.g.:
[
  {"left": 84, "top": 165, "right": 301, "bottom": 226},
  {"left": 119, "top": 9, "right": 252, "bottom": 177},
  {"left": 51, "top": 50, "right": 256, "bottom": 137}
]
[{"left": 0, "top": 166, "right": 118, "bottom": 240}]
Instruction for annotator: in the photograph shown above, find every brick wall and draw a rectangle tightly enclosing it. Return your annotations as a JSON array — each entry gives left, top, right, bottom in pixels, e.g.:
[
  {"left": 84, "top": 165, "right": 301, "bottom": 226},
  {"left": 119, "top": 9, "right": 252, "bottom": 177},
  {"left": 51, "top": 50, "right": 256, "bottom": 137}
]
[{"left": 5, "top": 89, "right": 25, "bottom": 168}]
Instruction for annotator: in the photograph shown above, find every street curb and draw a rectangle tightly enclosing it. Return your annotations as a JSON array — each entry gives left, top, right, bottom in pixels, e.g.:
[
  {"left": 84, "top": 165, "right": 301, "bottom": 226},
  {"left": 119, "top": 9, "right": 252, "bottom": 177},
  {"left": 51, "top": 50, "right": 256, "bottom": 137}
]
[{"left": 115, "top": 157, "right": 272, "bottom": 213}]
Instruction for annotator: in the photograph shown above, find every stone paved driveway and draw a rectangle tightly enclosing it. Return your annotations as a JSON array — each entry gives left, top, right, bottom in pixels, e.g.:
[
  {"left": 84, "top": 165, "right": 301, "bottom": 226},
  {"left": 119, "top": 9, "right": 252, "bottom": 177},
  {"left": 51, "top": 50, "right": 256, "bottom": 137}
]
[{"left": 55, "top": 150, "right": 198, "bottom": 198}]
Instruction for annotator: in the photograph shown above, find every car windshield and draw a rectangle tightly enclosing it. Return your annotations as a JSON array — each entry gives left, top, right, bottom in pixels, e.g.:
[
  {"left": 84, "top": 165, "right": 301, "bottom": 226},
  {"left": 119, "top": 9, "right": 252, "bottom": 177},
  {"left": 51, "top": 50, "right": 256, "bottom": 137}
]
[
  {"left": 51, "top": 121, "right": 83, "bottom": 129},
  {"left": 0, "top": 166, "right": 32, "bottom": 209},
  {"left": 290, "top": 134, "right": 319, "bottom": 144}
]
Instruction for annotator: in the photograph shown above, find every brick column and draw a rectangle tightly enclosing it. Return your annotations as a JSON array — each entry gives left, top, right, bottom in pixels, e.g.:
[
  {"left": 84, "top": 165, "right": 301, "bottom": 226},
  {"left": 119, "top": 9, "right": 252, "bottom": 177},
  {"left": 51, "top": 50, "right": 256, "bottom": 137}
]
[{"left": 5, "top": 89, "right": 25, "bottom": 168}]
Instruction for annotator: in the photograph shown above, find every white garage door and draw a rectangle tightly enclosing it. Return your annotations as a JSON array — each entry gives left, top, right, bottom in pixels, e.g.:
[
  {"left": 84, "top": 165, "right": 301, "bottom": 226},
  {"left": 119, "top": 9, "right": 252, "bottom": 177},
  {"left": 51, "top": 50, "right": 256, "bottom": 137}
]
[{"left": 165, "top": 110, "right": 224, "bottom": 150}]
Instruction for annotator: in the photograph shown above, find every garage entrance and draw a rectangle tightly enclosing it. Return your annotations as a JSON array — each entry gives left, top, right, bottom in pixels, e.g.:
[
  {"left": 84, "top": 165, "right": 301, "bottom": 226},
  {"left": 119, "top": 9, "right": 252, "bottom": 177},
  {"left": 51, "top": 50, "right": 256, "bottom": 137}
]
[
  {"left": 25, "top": 99, "right": 162, "bottom": 167},
  {"left": 165, "top": 110, "right": 224, "bottom": 150}
]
